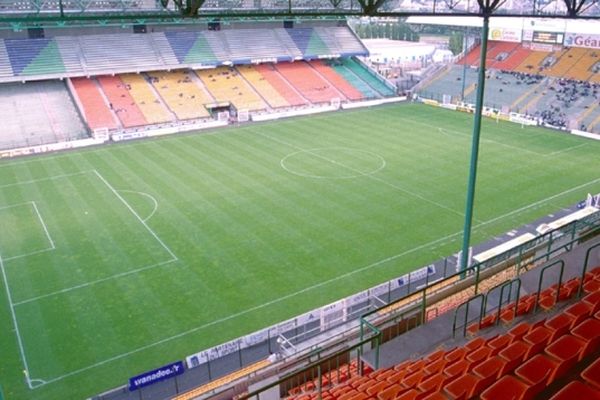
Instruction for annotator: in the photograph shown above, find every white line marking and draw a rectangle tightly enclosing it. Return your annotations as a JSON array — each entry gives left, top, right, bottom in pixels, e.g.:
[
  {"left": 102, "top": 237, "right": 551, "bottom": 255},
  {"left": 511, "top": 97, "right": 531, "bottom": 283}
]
[
  {"left": 259, "top": 131, "right": 470, "bottom": 220},
  {"left": 546, "top": 143, "right": 587, "bottom": 157},
  {"left": 3, "top": 248, "right": 55, "bottom": 262},
  {"left": 118, "top": 190, "right": 159, "bottom": 222},
  {"left": 0, "top": 171, "right": 88, "bottom": 190},
  {"left": 0, "top": 201, "right": 37, "bottom": 211},
  {"left": 23, "top": 173, "right": 600, "bottom": 388},
  {"left": 30, "top": 201, "right": 55, "bottom": 250},
  {"left": 13, "top": 259, "right": 177, "bottom": 306},
  {"left": 477, "top": 175, "right": 600, "bottom": 227},
  {"left": 280, "top": 147, "right": 386, "bottom": 179},
  {"left": 0, "top": 202, "right": 55, "bottom": 262},
  {"left": 0, "top": 252, "right": 34, "bottom": 389},
  {"left": 409, "top": 117, "right": 545, "bottom": 156},
  {"left": 93, "top": 170, "right": 177, "bottom": 261}
]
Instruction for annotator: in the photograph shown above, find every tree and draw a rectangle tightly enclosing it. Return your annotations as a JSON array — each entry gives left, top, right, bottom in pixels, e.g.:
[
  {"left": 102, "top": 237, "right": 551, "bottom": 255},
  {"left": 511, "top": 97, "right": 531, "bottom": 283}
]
[{"left": 449, "top": 31, "right": 464, "bottom": 55}]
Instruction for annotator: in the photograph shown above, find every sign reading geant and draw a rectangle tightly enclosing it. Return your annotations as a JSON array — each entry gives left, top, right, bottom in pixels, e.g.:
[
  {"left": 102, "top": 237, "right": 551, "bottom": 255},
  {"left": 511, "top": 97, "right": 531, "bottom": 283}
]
[
  {"left": 128, "top": 361, "right": 185, "bottom": 391},
  {"left": 564, "top": 33, "right": 600, "bottom": 49}
]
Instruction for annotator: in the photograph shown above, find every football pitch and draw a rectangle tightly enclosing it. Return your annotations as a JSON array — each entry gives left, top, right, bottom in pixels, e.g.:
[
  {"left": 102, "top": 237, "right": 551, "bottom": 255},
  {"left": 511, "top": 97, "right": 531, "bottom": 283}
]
[{"left": 1, "top": 102, "right": 599, "bottom": 399}]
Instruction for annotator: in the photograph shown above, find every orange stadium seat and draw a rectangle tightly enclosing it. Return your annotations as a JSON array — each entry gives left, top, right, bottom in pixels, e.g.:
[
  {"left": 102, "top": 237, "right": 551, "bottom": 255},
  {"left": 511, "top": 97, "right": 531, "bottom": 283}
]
[{"left": 70, "top": 77, "right": 118, "bottom": 130}]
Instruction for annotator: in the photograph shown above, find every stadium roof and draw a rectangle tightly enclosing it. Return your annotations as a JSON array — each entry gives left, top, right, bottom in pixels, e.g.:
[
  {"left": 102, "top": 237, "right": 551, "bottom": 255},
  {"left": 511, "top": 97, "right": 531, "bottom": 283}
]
[{"left": 0, "top": 0, "right": 598, "bottom": 30}]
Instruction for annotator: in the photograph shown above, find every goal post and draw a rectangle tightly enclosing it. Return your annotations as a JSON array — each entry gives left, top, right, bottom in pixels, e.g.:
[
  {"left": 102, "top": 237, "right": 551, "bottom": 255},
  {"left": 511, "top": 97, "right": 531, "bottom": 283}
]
[
  {"left": 237, "top": 109, "right": 250, "bottom": 122},
  {"left": 217, "top": 111, "right": 230, "bottom": 122},
  {"left": 93, "top": 127, "right": 109, "bottom": 141},
  {"left": 331, "top": 97, "right": 341, "bottom": 109}
]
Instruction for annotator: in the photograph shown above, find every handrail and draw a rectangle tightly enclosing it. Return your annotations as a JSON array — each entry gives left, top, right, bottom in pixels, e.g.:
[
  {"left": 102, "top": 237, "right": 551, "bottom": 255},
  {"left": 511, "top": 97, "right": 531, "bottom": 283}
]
[
  {"left": 484, "top": 278, "right": 521, "bottom": 326},
  {"left": 533, "top": 260, "right": 565, "bottom": 314},
  {"left": 452, "top": 293, "right": 485, "bottom": 339},
  {"left": 578, "top": 242, "right": 600, "bottom": 298}
]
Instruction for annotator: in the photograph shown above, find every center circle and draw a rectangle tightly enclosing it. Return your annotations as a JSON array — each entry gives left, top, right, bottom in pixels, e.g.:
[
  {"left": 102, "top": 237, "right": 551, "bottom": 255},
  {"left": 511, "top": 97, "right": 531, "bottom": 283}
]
[{"left": 280, "top": 147, "right": 386, "bottom": 179}]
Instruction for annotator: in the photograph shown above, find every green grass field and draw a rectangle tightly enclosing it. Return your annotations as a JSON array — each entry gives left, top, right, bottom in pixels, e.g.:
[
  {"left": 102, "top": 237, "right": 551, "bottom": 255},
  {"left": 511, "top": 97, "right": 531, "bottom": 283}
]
[{"left": 1, "top": 103, "right": 599, "bottom": 399}]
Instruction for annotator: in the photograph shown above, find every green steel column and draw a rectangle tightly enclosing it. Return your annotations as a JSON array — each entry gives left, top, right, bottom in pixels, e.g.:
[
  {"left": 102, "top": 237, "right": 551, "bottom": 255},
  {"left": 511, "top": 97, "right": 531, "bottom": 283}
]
[
  {"left": 460, "top": 15, "right": 490, "bottom": 273},
  {"left": 461, "top": 27, "right": 468, "bottom": 101}
]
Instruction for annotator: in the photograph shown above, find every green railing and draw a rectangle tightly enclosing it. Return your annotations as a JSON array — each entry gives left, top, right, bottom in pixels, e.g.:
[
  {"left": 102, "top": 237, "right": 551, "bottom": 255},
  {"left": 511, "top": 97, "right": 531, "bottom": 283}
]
[
  {"left": 360, "top": 208, "right": 599, "bottom": 343},
  {"left": 578, "top": 241, "right": 600, "bottom": 298}
]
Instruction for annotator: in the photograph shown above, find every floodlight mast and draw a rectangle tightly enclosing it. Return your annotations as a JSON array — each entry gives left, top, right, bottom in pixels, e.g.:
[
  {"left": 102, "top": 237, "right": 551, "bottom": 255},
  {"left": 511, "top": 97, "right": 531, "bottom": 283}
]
[{"left": 458, "top": 0, "right": 499, "bottom": 276}]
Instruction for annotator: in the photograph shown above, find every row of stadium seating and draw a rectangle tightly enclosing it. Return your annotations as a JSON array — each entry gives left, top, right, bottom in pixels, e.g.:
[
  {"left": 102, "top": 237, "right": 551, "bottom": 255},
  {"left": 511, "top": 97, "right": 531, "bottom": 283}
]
[
  {"left": 461, "top": 41, "right": 600, "bottom": 82},
  {"left": 67, "top": 60, "right": 393, "bottom": 130},
  {"left": 282, "top": 266, "right": 600, "bottom": 400},
  {"left": 0, "top": 27, "right": 368, "bottom": 81}
]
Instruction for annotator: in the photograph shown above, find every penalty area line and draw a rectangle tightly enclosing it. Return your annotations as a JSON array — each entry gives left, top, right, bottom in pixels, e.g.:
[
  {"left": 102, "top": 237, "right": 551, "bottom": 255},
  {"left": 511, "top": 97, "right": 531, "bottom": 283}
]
[{"left": 13, "top": 258, "right": 177, "bottom": 307}]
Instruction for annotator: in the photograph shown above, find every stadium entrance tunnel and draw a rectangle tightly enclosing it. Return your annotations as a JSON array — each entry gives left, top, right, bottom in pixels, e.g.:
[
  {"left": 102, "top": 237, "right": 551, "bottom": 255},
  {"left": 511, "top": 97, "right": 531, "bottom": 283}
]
[{"left": 280, "top": 147, "right": 386, "bottom": 179}]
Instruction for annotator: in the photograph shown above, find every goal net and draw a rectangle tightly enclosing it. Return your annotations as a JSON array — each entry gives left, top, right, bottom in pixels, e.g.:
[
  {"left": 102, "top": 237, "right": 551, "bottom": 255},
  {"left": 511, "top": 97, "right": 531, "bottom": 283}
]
[
  {"left": 237, "top": 109, "right": 249, "bottom": 122},
  {"left": 217, "top": 111, "right": 230, "bottom": 122},
  {"left": 93, "top": 127, "right": 109, "bottom": 141}
]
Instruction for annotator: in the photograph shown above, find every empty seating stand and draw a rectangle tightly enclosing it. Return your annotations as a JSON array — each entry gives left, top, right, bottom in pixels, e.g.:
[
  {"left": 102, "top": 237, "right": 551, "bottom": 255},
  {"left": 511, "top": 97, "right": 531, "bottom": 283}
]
[
  {"left": 341, "top": 58, "right": 396, "bottom": 97},
  {"left": 309, "top": 60, "right": 364, "bottom": 101},
  {"left": 119, "top": 74, "right": 174, "bottom": 124},
  {"left": 197, "top": 66, "right": 266, "bottom": 111},
  {"left": 236, "top": 64, "right": 290, "bottom": 108},
  {"left": 147, "top": 70, "right": 211, "bottom": 120},
  {"left": 275, "top": 61, "right": 344, "bottom": 104},
  {"left": 97, "top": 75, "right": 147, "bottom": 128},
  {"left": 70, "top": 77, "right": 118, "bottom": 130},
  {"left": 254, "top": 64, "right": 307, "bottom": 106}
]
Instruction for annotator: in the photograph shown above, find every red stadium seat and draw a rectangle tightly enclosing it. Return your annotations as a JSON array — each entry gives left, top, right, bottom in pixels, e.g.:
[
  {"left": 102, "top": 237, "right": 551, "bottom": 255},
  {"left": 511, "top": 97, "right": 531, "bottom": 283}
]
[
  {"left": 480, "top": 374, "right": 538, "bottom": 400},
  {"left": 508, "top": 322, "right": 531, "bottom": 342},
  {"left": 549, "top": 380, "right": 600, "bottom": 400},
  {"left": 443, "top": 373, "right": 488, "bottom": 399},
  {"left": 443, "top": 359, "right": 470, "bottom": 379},
  {"left": 544, "top": 313, "right": 575, "bottom": 342},
  {"left": 544, "top": 334, "right": 585, "bottom": 380},
  {"left": 522, "top": 326, "right": 553, "bottom": 359},
  {"left": 486, "top": 333, "right": 512, "bottom": 356},
  {"left": 472, "top": 355, "right": 509, "bottom": 381},
  {"left": 571, "top": 317, "right": 600, "bottom": 358},
  {"left": 498, "top": 340, "right": 530, "bottom": 373},
  {"left": 514, "top": 353, "right": 557, "bottom": 386},
  {"left": 565, "top": 301, "right": 593, "bottom": 327},
  {"left": 582, "top": 357, "right": 600, "bottom": 390}
]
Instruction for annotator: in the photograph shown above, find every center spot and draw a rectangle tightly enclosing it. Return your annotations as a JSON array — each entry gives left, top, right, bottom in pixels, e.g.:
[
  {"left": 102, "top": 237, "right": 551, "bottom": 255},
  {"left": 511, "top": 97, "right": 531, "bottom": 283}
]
[{"left": 280, "top": 147, "right": 386, "bottom": 179}]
